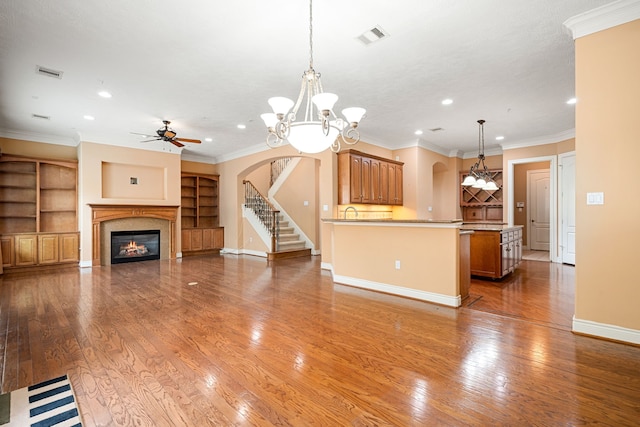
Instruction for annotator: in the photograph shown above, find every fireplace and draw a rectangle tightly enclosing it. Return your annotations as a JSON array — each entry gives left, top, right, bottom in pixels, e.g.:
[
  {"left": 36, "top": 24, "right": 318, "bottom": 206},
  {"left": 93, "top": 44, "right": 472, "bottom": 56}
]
[{"left": 111, "top": 230, "right": 160, "bottom": 264}]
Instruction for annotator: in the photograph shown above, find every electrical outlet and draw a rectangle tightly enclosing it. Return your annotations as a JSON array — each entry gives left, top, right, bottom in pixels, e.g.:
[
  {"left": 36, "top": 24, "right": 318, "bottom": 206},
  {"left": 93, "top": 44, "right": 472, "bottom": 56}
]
[
  {"left": 249, "top": 237, "right": 253, "bottom": 243},
  {"left": 395, "top": 260, "right": 401, "bottom": 270}
]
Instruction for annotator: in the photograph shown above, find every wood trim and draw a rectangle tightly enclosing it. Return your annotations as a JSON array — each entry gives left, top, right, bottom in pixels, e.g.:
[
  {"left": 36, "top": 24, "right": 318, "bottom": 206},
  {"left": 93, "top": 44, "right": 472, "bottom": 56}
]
[{"left": 88, "top": 204, "right": 178, "bottom": 266}]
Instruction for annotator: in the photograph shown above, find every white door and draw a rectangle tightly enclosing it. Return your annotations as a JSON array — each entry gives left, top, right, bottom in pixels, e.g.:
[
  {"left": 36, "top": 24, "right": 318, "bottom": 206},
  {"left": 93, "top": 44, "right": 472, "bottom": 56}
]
[
  {"left": 560, "top": 154, "right": 576, "bottom": 265},
  {"left": 528, "top": 170, "right": 550, "bottom": 251}
]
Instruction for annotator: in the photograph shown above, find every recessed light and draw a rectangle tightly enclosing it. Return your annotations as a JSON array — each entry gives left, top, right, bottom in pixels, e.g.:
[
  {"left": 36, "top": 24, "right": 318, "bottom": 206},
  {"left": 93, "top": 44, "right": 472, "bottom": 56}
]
[
  {"left": 441, "top": 99, "right": 453, "bottom": 105},
  {"left": 237, "top": 124, "right": 246, "bottom": 129},
  {"left": 83, "top": 115, "right": 95, "bottom": 120},
  {"left": 566, "top": 97, "right": 577, "bottom": 105},
  {"left": 205, "top": 137, "right": 213, "bottom": 142},
  {"left": 414, "top": 130, "right": 423, "bottom": 135},
  {"left": 98, "top": 90, "right": 112, "bottom": 98},
  {"left": 496, "top": 136, "right": 505, "bottom": 141}
]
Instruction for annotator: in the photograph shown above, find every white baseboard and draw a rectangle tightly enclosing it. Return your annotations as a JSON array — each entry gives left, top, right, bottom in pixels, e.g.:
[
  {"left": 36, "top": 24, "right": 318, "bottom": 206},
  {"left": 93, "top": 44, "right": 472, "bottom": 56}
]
[
  {"left": 333, "top": 274, "right": 461, "bottom": 307},
  {"left": 320, "top": 262, "right": 333, "bottom": 272},
  {"left": 573, "top": 316, "right": 640, "bottom": 345},
  {"left": 79, "top": 260, "right": 92, "bottom": 268}
]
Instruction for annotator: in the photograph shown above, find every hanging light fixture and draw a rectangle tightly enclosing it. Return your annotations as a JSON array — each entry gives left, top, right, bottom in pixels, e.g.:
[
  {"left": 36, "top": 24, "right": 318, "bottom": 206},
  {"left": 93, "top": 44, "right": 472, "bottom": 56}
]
[
  {"left": 461, "top": 120, "right": 499, "bottom": 191},
  {"left": 261, "top": 0, "right": 366, "bottom": 154}
]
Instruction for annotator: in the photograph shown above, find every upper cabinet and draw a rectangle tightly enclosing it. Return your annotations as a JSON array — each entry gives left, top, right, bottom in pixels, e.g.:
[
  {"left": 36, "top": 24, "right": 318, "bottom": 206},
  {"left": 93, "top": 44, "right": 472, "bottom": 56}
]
[{"left": 338, "top": 150, "right": 403, "bottom": 205}]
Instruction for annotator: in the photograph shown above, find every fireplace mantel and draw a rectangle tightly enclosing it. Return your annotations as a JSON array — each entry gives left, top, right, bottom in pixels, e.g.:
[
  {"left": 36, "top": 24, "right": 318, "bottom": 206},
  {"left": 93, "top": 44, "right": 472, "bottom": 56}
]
[{"left": 89, "top": 204, "right": 179, "bottom": 266}]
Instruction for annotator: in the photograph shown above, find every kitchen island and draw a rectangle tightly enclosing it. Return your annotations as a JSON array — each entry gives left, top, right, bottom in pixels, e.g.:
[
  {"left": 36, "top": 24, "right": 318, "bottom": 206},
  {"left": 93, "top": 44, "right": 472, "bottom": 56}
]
[
  {"left": 322, "top": 219, "right": 467, "bottom": 307},
  {"left": 461, "top": 223, "right": 523, "bottom": 279}
]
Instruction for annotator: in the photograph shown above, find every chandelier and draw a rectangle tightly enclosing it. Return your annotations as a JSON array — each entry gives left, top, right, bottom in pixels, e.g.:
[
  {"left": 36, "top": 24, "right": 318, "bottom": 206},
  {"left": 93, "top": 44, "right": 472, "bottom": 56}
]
[
  {"left": 461, "top": 120, "right": 499, "bottom": 191},
  {"left": 260, "top": 0, "right": 366, "bottom": 154}
]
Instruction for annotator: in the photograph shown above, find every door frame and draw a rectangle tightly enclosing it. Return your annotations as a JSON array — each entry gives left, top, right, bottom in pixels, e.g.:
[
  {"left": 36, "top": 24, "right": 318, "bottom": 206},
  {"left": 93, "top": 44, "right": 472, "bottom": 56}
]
[
  {"left": 558, "top": 151, "right": 576, "bottom": 265},
  {"left": 508, "top": 155, "right": 558, "bottom": 263},
  {"left": 526, "top": 169, "right": 551, "bottom": 251}
]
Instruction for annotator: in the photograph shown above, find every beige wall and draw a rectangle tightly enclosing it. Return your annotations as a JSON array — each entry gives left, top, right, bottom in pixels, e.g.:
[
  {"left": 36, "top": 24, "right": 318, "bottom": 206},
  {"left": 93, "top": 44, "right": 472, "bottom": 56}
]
[
  {"left": 245, "top": 162, "right": 271, "bottom": 196},
  {"left": 574, "top": 20, "right": 640, "bottom": 332},
  {"left": 330, "top": 223, "right": 460, "bottom": 303},
  {"left": 78, "top": 142, "right": 181, "bottom": 264},
  {"left": 273, "top": 158, "right": 319, "bottom": 248}
]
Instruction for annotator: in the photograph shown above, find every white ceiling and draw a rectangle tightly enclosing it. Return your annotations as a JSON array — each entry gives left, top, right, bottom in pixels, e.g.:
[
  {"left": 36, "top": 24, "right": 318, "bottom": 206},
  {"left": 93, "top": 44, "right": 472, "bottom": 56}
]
[{"left": 0, "top": 0, "right": 614, "bottom": 163}]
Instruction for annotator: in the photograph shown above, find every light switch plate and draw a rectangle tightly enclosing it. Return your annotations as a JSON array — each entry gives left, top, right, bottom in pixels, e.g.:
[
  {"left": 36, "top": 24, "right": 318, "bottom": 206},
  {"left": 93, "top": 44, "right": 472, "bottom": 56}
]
[{"left": 586, "top": 192, "right": 604, "bottom": 205}]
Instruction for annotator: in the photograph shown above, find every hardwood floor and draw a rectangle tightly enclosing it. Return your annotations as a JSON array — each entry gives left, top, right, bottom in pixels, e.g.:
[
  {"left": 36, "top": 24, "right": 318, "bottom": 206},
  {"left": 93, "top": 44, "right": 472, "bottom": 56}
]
[
  {"left": 0, "top": 255, "right": 638, "bottom": 426},
  {"left": 466, "top": 259, "right": 575, "bottom": 330}
]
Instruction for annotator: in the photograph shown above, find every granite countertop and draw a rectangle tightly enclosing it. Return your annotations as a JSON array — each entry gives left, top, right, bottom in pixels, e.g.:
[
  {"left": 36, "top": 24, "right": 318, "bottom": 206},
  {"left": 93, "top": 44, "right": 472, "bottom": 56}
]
[
  {"left": 322, "top": 218, "right": 463, "bottom": 224},
  {"left": 460, "top": 223, "right": 523, "bottom": 231}
]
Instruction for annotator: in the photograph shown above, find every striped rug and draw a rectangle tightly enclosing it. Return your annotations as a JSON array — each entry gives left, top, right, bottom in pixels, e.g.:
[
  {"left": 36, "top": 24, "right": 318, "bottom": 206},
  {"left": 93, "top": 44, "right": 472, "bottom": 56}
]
[{"left": 0, "top": 374, "right": 82, "bottom": 426}]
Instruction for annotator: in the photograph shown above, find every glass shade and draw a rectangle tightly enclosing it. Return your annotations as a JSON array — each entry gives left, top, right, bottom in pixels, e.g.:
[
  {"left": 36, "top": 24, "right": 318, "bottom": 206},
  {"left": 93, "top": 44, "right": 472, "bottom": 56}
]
[
  {"left": 483, "top": 180, "right": 499, "bottom": 191},
  {"left": 472, "top": 178, "right": 487, "bottom": 188},
  {"left": 287, "top": 122, "right": 339, "bottom": 153},
  {"left": 342, "top": 107, "right": 366, "bottom": 124},
  {"left": 268, "top": 97, "right": 294, "bottom": 116},
  {"left": 311, "top": 93, "right": 338, "bottom": 111},
  {"left": 260, "top": 113, "right": 278, "bottom": 128},
  {"left": 461, "top": 175, "right": 477, "bottom": 186}
]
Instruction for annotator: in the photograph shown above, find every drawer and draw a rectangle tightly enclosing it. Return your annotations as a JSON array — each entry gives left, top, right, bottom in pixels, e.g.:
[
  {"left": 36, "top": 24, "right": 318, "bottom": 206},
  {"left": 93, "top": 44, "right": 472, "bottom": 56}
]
[{"left": 464, "top": 207, "right": 484, "bottom": 221}]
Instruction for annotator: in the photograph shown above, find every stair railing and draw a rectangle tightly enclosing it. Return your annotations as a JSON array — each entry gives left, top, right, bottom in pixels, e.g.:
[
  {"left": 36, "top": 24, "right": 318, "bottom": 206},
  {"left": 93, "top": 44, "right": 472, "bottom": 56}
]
[
  {"left": 270, "top": 157, "right": 292, "bottom": 187},
  {"left": 243, "top": 180, "right": 280, "bottom": 252}
]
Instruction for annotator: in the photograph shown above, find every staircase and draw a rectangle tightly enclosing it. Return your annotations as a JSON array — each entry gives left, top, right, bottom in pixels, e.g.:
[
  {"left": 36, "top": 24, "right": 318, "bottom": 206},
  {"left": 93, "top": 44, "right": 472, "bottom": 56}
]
[
  {"left": 243, "top": 180, "right": 310, "bottom": 260},
  {"left": 276, "top": 215, "right": 307, "bottom": 251}
]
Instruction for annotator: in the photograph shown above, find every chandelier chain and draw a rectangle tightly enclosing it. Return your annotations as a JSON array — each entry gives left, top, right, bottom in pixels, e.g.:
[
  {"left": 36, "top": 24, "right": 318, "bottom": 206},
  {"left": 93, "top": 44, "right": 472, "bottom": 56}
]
[{"left": 309, "top": 0, "right": 314, "bottom": 70}]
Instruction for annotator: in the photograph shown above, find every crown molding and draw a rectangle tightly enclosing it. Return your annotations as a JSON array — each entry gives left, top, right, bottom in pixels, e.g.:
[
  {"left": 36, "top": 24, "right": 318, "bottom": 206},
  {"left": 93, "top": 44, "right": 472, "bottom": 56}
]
[
  {"left": 211, "top": 141, "right": 272, "bottom": 164},
  {"left": 563, "top": 0, "right": 640, "bottom": 39},
  {"left": 416, "top": 139, "right": 451, "bottom": 157},
  {"left": 501, "top": 129, "right": 575, "bottom": 151},
  {"left": 461, "top": 146, "right": 504, "bottom": 160},
  {"left": 0, "top": 128, "right": 78, "bottom": 146}
]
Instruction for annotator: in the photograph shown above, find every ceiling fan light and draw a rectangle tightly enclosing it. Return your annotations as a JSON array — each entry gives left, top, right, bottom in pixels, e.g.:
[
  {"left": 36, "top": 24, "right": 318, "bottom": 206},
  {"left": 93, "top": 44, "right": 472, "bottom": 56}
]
[
  {"left": 312, "top": 92, "right": 338, "bottom": 112},
  {"left": 462, "top": 175, "right": 477, "bottom": 186},
  {"left": 268, "top": 97, "right": 294, "bottom": 116},
  {"left": 342, "top": 107, "right": 366, "bottom": 124}
]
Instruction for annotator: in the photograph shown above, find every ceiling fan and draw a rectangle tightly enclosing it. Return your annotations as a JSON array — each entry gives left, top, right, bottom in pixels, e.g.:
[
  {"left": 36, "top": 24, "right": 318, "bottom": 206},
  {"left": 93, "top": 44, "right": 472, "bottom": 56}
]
[{"left": 132, "top": 120, "right": 201, "bottom": 147}]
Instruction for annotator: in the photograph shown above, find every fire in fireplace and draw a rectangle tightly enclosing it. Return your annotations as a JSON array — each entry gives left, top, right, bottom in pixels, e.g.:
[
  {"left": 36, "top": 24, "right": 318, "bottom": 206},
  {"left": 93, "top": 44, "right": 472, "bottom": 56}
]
[{"left": 111, "top": 230, "right": 160, "bottom": 264}]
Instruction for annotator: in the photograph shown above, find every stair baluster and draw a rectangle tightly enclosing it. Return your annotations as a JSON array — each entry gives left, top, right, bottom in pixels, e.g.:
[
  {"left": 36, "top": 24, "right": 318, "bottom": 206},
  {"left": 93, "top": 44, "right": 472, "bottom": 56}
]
[{"left": 243, "top": 180, "right": 280, "bottom": 252}]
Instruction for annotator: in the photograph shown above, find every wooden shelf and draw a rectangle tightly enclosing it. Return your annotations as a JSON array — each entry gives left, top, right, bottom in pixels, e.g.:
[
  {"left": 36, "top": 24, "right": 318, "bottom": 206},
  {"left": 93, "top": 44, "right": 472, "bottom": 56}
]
[
  {"left": 181, "top": 173, "right": 223, "bottom": 253},
  {"left": 460, "top": 169, "right": 503, "bottom": 222},
  {"left": 0, "top": 155, "right": 78, "bottom": 237}
]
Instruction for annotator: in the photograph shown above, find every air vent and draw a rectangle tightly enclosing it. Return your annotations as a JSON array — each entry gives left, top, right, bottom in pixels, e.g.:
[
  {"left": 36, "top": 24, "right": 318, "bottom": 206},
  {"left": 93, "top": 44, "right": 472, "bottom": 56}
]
[
  {"left": 31, "top": 113, "right": 51, "bottom": 120},
  {"left": 430, "top": 127, "right": 444, "bottom": 132},
  {"left": 357, "top": 25, "right": 389, "bottom": 45},
  {"left": 36, "top": 65, "right": 63, "bottom": 79}
]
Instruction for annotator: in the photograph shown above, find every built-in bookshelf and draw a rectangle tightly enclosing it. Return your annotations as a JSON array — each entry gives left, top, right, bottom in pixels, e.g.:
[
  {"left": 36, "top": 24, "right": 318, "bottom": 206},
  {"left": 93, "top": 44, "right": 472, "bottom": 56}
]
[
  {"left": 0, "top": 155, "right": 79, "bottom": 269},
  {"left": 180, "top": 173, "right": 223, "bottom": 254}
]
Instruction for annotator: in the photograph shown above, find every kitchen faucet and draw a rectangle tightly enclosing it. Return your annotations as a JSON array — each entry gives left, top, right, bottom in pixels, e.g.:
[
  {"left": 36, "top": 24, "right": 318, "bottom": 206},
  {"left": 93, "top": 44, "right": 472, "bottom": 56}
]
[{"left": 344, "top": 206, "right": 358, "bottom": 219}]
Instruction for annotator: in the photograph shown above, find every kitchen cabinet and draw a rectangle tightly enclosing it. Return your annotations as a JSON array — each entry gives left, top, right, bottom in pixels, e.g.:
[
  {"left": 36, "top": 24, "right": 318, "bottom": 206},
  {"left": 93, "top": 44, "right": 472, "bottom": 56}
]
[
  {"left": 465, "top": 226, "right": 522, "bottom": 279},
  {"left": 1, "top": 232, "right": 78, "bottom": 269},
  {"left": 338, "top": 149, "right": 404, "bottom": 205}
]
